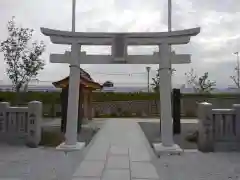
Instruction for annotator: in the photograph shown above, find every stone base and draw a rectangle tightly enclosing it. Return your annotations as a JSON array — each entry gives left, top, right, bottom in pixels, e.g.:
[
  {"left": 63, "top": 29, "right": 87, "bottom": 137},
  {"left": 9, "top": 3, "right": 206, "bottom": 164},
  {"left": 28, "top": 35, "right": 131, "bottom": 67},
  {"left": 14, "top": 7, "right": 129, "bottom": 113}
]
[
  {"left": 153, "top": 143, "right": 183, "bottom": 156},
  {"left": 56, "top": 142, "right": 85, "bottom": 152}
]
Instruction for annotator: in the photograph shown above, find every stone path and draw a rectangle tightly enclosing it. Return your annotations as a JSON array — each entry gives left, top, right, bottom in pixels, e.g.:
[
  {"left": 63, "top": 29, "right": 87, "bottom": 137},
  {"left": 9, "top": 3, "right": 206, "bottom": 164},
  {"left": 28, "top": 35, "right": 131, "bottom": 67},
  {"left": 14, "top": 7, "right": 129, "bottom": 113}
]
[{"left": 72, "top": 119, "right": 160, "bottom": 180}]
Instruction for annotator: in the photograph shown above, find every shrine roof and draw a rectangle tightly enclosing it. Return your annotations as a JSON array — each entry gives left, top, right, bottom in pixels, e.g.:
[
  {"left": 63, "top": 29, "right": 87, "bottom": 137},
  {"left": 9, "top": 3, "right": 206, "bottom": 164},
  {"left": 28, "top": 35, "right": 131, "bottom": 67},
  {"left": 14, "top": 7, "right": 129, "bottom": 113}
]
[{"left": 52, "top": 68, "right": 102, "bottom": 89}]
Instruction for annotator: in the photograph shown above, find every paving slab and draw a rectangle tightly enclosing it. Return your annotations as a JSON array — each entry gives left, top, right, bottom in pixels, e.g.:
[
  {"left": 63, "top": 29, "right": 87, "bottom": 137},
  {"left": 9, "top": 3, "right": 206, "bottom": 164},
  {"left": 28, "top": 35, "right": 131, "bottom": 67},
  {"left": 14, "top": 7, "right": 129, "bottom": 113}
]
[
  {"left": 72, "top": 119, "right": 159, "bottom": 180},
  {"left": 84, "top": 147, "right": 109, "bottom": 161},
  {"left": 73, "top": 161, "right": 105, "bottom": 177},
  {"left": 106, "top": 156, "right": 130, "bottom": 169},
  {"left": 102, "top": 169, "right": 130, "bottom": 180},
  {"left": 72, "top": 178, "right": 100, "bottom": 180},
  {"left": 129, "top": 148, "right": 151, "bottom": 162},
  {"left": 109, "top": 146, "right": 128, "bottom": 155}
]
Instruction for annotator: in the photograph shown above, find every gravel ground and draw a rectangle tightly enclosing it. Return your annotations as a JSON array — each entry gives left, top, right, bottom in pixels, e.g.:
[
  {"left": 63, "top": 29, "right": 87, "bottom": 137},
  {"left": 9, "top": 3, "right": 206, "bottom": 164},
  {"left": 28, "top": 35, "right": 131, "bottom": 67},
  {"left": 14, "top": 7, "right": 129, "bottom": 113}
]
[
  {"left": 0, "top": 119, "right": 104, "bottom": 180},
  {"left": 139, "top": 120, "right": 240, "bottom": 180},
  {"left": 42, "top": 118, "right": 105, "bottom": 145},
  {"left": 0, "top": 145, "right": 85, "bottom": 180},
  {"left": 139, "top": 121, "right": 198, "bottom": 149},
  {"left": 1, "top": 118, "right": 240, "bottom": 180},
  {"left": 153, "top": 151, "right": 240, "bottom": 180}
]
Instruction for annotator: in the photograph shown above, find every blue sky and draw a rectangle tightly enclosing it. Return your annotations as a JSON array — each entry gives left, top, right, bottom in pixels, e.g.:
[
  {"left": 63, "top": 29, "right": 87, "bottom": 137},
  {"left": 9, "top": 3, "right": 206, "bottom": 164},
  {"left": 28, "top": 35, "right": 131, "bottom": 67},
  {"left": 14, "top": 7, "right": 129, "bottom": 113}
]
[{"left": 0, "top": 0, "right": 239, "bottom": 88}]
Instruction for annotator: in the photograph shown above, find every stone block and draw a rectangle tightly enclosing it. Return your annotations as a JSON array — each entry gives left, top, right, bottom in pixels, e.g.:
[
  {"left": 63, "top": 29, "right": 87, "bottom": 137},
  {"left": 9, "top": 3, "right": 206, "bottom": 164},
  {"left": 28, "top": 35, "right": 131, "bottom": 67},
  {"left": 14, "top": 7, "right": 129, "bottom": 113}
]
[
  {"left": 102, "top": 169, "right": 130, "bottom": 180},
  {"left": 129, "top": 148, "right": 151, "bottom": 162},
  {"left": 27, "top": 101, "right": 42, "bottom": 147},
  {"left": 106, "top": 156, "right": 129, "bottom": 169},
  {"left": 72, "top": 178, "right": 100, "bottom": 180},
  {"left": 153, "top": 143, "right": 183, "bottom": 156},
  {"left": 84, "top": 146, "right": 108, "bottom": 161},
  {"left": 233, "top": 104, "right": 240, "bottom": 141},
  {"left": 73, "top": 161, "right": 105, "bottom": 177},
  {"left": 197, "top": 102, "right": 214, "bottom": 152},
  {"left": 110, "top": 146, "right": 128, "bottom": 155}
]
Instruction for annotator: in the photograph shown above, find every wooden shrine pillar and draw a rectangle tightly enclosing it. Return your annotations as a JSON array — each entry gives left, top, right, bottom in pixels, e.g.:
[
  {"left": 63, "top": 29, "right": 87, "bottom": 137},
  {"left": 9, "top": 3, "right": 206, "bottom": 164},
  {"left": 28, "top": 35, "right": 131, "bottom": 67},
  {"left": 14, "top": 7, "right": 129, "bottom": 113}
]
[
  {"left": 172, "top": 88, "right": 181, "bottom": 134},
  {"left": 60, "top": 85, "right": 83, "bottom": 134},
  {"left": 88, "top": 91, "right": 93, "bottom": 120},
  {"left": 83, "top": 89, "right": 89, "bottom": 122}
]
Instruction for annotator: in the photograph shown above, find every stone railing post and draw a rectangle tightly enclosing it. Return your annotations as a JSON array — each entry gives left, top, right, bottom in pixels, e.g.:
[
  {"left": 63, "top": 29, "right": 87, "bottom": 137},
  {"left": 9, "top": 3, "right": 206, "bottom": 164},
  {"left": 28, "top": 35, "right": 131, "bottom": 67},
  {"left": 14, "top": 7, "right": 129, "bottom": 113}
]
[
  {"left": 0, "top": 102, "right": 10, "bottom": 133},
  {"left": 197, "top": 102, "right": 214, "bottom": 152},
  {"left": 27, "top": 101, "right": 42, "bottom": 147},
  {"left": 233, "top": 104, "right": 240, "bottom": 141}
]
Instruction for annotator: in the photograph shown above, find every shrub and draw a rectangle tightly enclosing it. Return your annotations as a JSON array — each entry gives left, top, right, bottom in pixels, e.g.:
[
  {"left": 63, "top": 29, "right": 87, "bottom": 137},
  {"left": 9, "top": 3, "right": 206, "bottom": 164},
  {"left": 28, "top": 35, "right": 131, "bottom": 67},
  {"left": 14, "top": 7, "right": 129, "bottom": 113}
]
[
  {"left": 92, "top": 92, "right": 160, "bottom": 102},
  {"left": 110, "top": 112, "right": 117, "bottom": 117},
  {"left": 94, "top": 111, "right": 100, "bottom": 117},
  {"left": 39, "top": 130, "right": 65, "bottom": 147},
  {"left": 184, "top": 110, "right": 196, "bottom": 117},
  {"left": 1, "top": 91, "right": 240, "bottom": 104},
  {"left": 121, "top": 111, "right": 132, "bottom": 117},
  {"left": 26, "top": 142, "right": 38, "bottom": 148},
  {"left": 185, "top": 130, "right": 199, "bottom": 143},
  {"left": 0, "top": 92, "right": 61, "bottom": 104}
]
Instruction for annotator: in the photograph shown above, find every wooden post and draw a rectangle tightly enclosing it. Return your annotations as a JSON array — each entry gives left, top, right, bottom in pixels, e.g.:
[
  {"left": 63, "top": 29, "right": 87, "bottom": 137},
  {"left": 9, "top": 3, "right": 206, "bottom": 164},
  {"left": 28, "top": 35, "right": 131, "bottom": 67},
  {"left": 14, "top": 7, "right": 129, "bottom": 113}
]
[
  {"left": 88, "top": 91, "right": 93, "bottom": 120},
  {"left": 172, "top": 88, "right": 181, "bottom": 134},
  {"left": 82, "top": 89, "right": 89, "bottom": 123},
  {"left": 60, "top": 86, "right": 68, "bottom": 133}
]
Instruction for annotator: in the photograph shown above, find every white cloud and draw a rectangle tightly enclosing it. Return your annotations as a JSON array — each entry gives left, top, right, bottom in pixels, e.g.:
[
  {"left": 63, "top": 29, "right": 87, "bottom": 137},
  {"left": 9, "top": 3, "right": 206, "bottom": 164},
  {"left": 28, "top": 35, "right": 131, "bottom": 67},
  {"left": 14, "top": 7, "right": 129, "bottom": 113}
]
[{"left": 0, "top": 0, "right": 239, "bottom": 88}]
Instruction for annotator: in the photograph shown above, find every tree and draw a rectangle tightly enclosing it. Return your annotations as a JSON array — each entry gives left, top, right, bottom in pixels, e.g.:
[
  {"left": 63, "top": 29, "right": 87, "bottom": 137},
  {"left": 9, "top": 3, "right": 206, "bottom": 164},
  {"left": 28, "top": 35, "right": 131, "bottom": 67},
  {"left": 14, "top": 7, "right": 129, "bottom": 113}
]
[
  {"left": 151, "top": 68, "right": 176, "bottom": 92},
  {"left": 185, "top": 68, "right": 216, "bottom": 93},
  {"left": 230, "top": 58, "right": 240, "bottom": 88},
  {"left": 0, "top": 17, "right": 45, "bottom": 93}
]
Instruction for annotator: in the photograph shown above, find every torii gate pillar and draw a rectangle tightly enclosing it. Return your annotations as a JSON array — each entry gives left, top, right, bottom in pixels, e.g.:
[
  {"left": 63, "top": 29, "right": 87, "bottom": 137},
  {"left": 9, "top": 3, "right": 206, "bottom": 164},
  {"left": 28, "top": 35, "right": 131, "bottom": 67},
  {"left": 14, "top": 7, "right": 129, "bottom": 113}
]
[{"left": 153, "top": 43, "right": 182, "bottom": 155}]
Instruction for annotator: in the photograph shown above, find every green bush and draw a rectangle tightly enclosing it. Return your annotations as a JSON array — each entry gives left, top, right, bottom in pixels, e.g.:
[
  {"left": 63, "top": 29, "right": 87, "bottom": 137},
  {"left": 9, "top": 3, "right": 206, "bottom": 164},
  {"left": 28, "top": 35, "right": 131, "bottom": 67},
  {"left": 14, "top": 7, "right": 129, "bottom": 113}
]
[
  {"left": 1, "top": 91, "right": 240, "bottom": 105},
  {"left": 182, "top": 93, "right": 240, "bottom": 98},
  {"left": 121, "top": 111, "right": 132, "bottom": 117},
  {"left": 39, "top": 130, "right": 65, "bottom": 147},
  {"left": 110, "top": 112, "right": 117, "bottom": 117},
  {"left": 92, "top": 92, "right": 160, "bottom": 102},
  {"left": 0, "top": 92, "right": 60, "bottom": 104},
  {"left": 184, "top": 110, "right": 196, "bottom": 117},
  {"left": 185, "top": 130, "right": 199, "bottom": 143}
]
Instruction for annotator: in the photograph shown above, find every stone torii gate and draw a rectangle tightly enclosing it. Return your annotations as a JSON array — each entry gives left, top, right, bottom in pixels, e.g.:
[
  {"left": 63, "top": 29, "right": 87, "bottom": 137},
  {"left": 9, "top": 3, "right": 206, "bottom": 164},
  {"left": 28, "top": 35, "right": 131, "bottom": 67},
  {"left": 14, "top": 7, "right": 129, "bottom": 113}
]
[{"left": 41, "top": 27, "right": 200, "bottom": 154}]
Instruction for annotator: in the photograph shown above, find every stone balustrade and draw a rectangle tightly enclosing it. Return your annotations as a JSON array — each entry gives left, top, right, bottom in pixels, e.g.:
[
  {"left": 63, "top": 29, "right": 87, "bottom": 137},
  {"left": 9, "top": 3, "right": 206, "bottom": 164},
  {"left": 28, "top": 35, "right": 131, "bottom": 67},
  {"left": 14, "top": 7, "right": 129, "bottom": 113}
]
[
  {"left": 198, "top": 102, "right": 240, "bottom": 152},
  {"left": 0, "top": 101, "right": 42, "bottom": 147}
]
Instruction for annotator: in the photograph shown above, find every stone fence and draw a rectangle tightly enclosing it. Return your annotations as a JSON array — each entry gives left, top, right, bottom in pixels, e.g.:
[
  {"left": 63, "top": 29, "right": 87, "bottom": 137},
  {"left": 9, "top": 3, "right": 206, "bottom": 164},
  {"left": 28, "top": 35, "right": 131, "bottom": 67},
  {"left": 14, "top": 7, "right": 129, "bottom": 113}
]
[
  {"left": 0, "top": 101, "right": 42, "bottom": 147},
  {"left": 43, "top": 97, "right": 240, "bottom": 118},
  {"left": 198, "top": 102, "right": 240, "bottom": 152}
]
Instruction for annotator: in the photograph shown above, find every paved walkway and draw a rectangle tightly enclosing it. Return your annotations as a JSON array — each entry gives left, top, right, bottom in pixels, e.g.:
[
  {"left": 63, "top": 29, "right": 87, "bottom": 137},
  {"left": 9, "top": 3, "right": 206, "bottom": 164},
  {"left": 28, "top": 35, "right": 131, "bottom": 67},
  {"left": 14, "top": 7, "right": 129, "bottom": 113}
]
[{"left": 72, "top": 119, "right": 160, "bottom": 180}]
